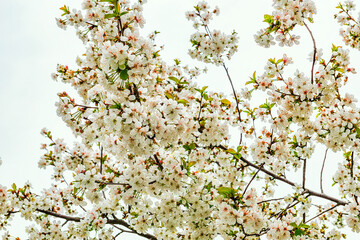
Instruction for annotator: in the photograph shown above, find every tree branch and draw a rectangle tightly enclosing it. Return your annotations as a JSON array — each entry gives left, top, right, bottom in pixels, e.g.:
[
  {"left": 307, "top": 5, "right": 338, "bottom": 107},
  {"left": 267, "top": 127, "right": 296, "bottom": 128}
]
[
  {"left": 243, "top": 163, "right": 264, "bottom": 196},
  {"left": 36, "top": 209, "right": 157, "bottom": 240},
  {"left": 239, "top": 156, "right": 348, "bottom": 205},
  {"left": 305, "top": 204, "right": 339, "bottom": 224},
  {"left": 303, "top": 21, "right": 317, "bottom": 84},
  {"left": 153, "top": 154, "right": 163, "bottom": 171},
  {"left": 100, "top": 146, "right": 103, "bottom": 174},
  {"left": 302, "top": 158, "right": 307, "bottom": 189},
  {"left": 320, "top": 148, "right": 328, "bottom": 193}
]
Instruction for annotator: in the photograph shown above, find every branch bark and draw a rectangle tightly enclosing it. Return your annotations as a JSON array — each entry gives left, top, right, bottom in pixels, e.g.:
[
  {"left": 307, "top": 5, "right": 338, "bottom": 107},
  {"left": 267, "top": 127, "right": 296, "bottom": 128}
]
[
  {"left": 303, "top": 21, "right": 317, "bottom": 84},
  {"left": 36, "top": 209, "right": 157, "bottom": 240},
  {"left": 239, "top": 156, "right": 348, "bottom": 206},
  {"left": 320, "top": 148, "right": 328, "bottom": 193}
]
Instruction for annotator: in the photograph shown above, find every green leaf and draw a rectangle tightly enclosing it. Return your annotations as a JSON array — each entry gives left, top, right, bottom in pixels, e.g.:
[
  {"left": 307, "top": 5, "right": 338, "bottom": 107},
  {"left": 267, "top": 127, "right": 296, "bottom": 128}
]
[
  {"left": 120, "top": 11, "right": 129, "bottom": 16},
  {"left": 120, "top": 69, "right": 129, "bottom": 80},
  {"left": 264, "top": 14, "right": 274, "bottom": 24},
  {"left": 294, "top": 229, "right": 305, "bottom": 236},
  {"left": 177, "top": 99, "right": 189, "bottom": 105},
  {"left": 344, "top": 151, "right": 352, "bottom": 159},
  {"left": 354, "top": 125, "right": 360, "bottom": 138},
  {"left": 60, "top": 5, "right": 70, "bottom": 16},
  {"left": 299, "top": 223, "right": 310, "bottom": 229},
  {"left": 183, "top": 143, "right": 196, "bottom": 152},
  {"left": 179, "top": 81, "right": 189, "bottom": 85},
  {"left": 100, "top": 0, "right": 117, "bottom": 3},
  {"left": 226, "top": 148, "right": 237, "bottom": 155},
  {"left": 165, "top": 92, "right": 174, "bottom": 99},
  {"left": 217, "top": 187, "right": 237, "bottom": 198},
  {"left": 246, "top": 71, "right": 257, "bottom": 85},
  {"left": 290, "top": 222, "right": 298, "bottom": 228},
  {"left": 188, "top": 161, "right": 196, "bottom": 168},
  {"left": 110, "top": 102, "right": 122, "bottom": 109},
  {"left": 204, "top": 181, "right": 212, "bottom": 192},
  {"left": 268, "top": 58, "right": 276, "bottom": 64},
  {"left": 331, "top": 44, "right": 339, "bottom": 52},
  {"left": 183, "top": 145, "right": 191, "bottom": 151},
  {"left": 168, "top": 76, "right": 180, "bottom": 83},
  {"left": 105, "top": 13, "right": 117, "bottom": 19},
  {"left": 221, "top": 99, "right": 231, "bottom": 105}
]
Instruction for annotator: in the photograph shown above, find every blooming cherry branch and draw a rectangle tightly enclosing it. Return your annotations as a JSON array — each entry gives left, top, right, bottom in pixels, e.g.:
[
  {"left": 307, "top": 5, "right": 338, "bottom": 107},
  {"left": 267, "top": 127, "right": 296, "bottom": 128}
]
[{"left": 2, "top": 0, "right": 360, "bottom": 239}]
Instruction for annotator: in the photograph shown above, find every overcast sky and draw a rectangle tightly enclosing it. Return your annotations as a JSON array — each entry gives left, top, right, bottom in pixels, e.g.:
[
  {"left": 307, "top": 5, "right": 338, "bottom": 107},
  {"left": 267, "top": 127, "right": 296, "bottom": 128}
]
[{"left": 1, "top": 0, "right": 359, "bottom": 239}]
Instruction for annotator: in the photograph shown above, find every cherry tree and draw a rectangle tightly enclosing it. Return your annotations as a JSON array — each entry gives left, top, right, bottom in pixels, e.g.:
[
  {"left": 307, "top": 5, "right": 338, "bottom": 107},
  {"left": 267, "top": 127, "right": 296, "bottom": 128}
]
[{"left": 1, "top": 0, "right": 360, "bottom": 239}]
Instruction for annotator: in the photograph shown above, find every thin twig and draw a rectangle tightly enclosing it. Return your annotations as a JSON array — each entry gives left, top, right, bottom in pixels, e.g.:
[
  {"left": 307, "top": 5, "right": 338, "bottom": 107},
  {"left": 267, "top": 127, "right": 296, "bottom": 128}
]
[
  {"left": 243, "top": 163, "right": 264, "bottom": 196},
  {"left": 197, "top": 94, "right": 203, "bottom": 120},
  {"left": 305, "top": 204, "right": 339, "bottom": 224},
  {"left": 303, "top": 22, "right": 317, "bottom": 84},
  {"left": 95, "top": 181, "right": 131, "bottom": 186},
  {"left": 302, "top": 158, "right": 307, "bottom": 189},
  {"left": 153, "top": 154, "right": 163, "bottom": 171},
  {"left": 223, "top": 63, "right": 243, "bottom": 145},
  {"left": 350, "top": 151, "right": 354, "bottom": 177},
  {"left": 75, "top": 104, "right": 98, "bottom": 109},
  {"left": 100, "top": 146, "right": 103, "bottom": 174},
  {"left": 36, "top": 209, "right": 157, "bottom": 240},
  {"left": 320, "top": 148, "right": 329, "bottom": 193},
  {"left": 257, "top": 197, "right": 284, "bottom": 204},
  {"left": 238, "top": 156, "right": 348, "bottom": 205},
  {"left": 201, "top": 21, "right": 243, "bottom": 145}
]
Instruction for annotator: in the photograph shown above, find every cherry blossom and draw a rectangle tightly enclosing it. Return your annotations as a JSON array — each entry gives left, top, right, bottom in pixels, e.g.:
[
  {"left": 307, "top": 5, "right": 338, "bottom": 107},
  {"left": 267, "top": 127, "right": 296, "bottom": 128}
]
[{"left": 2, "top": 0, "right": 360, "bottom": 239}]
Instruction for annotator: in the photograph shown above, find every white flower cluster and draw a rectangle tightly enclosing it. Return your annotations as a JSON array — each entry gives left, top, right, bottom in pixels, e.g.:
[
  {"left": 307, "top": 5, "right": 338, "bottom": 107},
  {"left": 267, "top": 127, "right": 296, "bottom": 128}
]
[
  {"left": 188, "top": 30, "right": 239, "bottom": 65},
  {"left": 255, "top": 0, "right": 316, "bottom": 48},
  {"left": 336, "top": 1, "right": 360, "bottom": 50},
  {"left": 185, "top": 1, "right": 219, "bottom": 29},
  {"left": 186, "top": 2, "right": 239, "bottom": 65},
  {"left": 3, "top": 0, "right": 360, "bottom": 239}
]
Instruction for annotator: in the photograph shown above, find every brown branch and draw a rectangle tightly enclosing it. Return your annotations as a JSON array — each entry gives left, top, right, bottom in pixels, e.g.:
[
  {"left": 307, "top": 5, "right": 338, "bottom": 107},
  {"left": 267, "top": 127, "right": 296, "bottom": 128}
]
[
  {"left": 197, "top": 94, "right": 203, "bottom": 120},
  {"left": 257, "top": 197, "right": 284, "bottom": 204},
  {"left": 222, "top": 63, "right": 243, "bottom": 145},
  {"left": 201, "top": 21, "right": 243, "bottom": 145},
  {"left": 350, "top": 151, "right": 354, "bottom": 178},
  {"left": 36, "top": 209, "right": 157, "bottom": 240},
  {"left": 274, "top": 200, "right": 301, "bottom": 219},
  {"left": 243, "top": 163, "right": 264, "bottom": 196},
  {"left": 75, "top": 104, "right": 98, "bottom": 109},
  {"left": 95, "top": 181, "right": 131, "bottom": 186},
  {"left": 303, "top": 22, "right": 317, "bottom": 84},
  {"left": 302, "top": 158, "right": 307, "bottom": 189},
  {"left": 320, "top": 148, "right": 328, "bottom": 193},
  {"left": 100, "top": 146, "right": 103, "bottom": 174},
  {"left": 305, "top": 204, "right": 339, "bottom": 224},
  {"left": 153, "top": 154, "right": 163, "bottom": 171},
  {"left": 239, "top": 156, "right": 348, "bottom": 205}
]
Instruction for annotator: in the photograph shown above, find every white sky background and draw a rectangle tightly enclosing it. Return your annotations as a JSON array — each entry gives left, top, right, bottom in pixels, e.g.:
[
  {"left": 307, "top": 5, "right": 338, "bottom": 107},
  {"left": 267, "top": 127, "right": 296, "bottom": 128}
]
[{"left": 0, "top": 0, "right": 360, "bottom": 239}]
